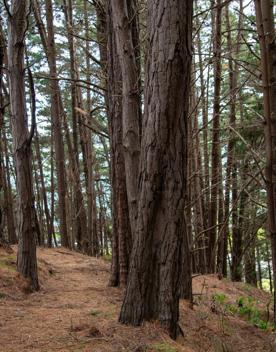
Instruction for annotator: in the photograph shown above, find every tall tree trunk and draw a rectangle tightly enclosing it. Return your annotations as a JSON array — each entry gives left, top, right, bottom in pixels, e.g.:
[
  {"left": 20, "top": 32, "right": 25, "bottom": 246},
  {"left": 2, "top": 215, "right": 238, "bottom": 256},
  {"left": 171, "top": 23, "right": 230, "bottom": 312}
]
[
  {"left": 44, "top": 0, "right": 69, "bottom": 247},
  {"left": 119, "top": 0, "right": 193, "bottom": 339},
  {"left": 34, "top": 130, "right": 53, "bottom": 247},
  {"left": 0, "top": 136, "right": 4, "bottom": 243},
  {"left": 231, "top": 160, "right": 248, "bottom": 281},
  {"left": 62, "top": 0, "right": 90, "bottom": 254},
  {"left": 3, "top": 127, "right": 17, "bottom": 244},
  {"left": 191, "top": 78, "right": 206, "bottom": 274},
  {"left": 111, "top": 0, "right": 141, "bottom": 236},
  {"left": 208, "top": 0, "right": 222, "bottom": 273},
  {"left": 33, "top": 158, "right": 44, "bottom": 245},
  {"left": 195, "top": 0, "right": 210, "bottom": 221},
  {"left": 256, "top": 240, "right": 263, "bottom": 290},
  {"left": 83, "top": 0, "right": 97, "bottom": 256},
  {"left": 107, "top": 1, "right": 131, "bottom": 287},
  {"left": 265, "top": 239, "right": 273, "bottom": 293},
  {"left": 0, "top": 17, "right": 6, "bottom": 243},
  {"left": 244, "top": 227, "right": 257, "bottom": 286},
  {"left": 218, "top": 1, "right": 243, "bottom": 278},
  {"left": 7, "top": 0, "right": 39, "bottom": 290},
  {"left": 254, "top": 0, "right": 276, "bottom": 321}
]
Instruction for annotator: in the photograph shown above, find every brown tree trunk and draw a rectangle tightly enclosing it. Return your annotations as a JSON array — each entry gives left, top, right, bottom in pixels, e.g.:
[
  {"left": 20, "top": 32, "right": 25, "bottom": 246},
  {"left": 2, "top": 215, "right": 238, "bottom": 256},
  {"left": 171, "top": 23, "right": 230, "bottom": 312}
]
[
  {"left": 191, "top": 78, "right": 207, "bottom": 274},
  {"left": 62, "top": 0, "right": 90, "bottom": 254},
  {"left": 33, "top": 158, "right": 44, "bottom": 245},
  {"left": 208, "top": 0, "right": 222, "bottom": 273},
  {"left": 40, "top": 0, "right": 69, "bottom": 247},
  {"left": 231, "top": 160, "right": 248, "bottom": 281},
  {"left": 111, "top": 0, "right": 141, "bottom": 236},
  {"left": 34, "top": 130, "right": 53, "bottom": 247},
  {"left": 0, "top": 17, "right": 7, "bottom": 243},
  {"left": 218, "top": 1, "right": 243, "bottom": 278},
  {"left": 244, "top": 228, "right": 257, "bottom": 286},
  {"left": 7, "top": 0, "right": 39, "bottom": 290},
  {"left": 83, "top": 0, "right": 98, "bottom": 256},
  {"left": 0, "top": 139, "right": 3, "bottom": 243},
  {"left": 216, "top": 153, "right": 224, "bottom": 275},
  {"left": 256, "top": 241, "right": 263, "bottom": 290},
  {"left": 3, "top": 127, "right": 17, "bottom": 244},
  {"left": 119, "top": 0, "right": 193, "bottom": 339},
  {"left": 195, "top": 0, "right": 210, "bottom": 221},
  {"left": 254, "top": 0, "right": 276, "bottom": 321},
  {"left": 107, "top": 1, "right": 131, "bottom": 287}
]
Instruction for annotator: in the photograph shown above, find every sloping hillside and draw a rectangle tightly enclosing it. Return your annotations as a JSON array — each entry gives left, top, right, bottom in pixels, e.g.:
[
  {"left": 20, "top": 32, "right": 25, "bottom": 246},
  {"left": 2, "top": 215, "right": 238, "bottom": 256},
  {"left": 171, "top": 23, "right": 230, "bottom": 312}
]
[{"left": 0, "top": 246, "right": 274, "bottom": 352}]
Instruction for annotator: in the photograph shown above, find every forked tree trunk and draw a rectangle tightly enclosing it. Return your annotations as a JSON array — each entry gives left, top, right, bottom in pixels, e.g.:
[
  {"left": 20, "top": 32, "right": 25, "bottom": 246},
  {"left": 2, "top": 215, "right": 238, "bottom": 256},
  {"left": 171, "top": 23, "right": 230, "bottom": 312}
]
[
  {"left": 7, "top": 0, "right": 39, "bottom": 290},
  {"left": 119, "top": 0, "right": 193, "bottom": 339}
]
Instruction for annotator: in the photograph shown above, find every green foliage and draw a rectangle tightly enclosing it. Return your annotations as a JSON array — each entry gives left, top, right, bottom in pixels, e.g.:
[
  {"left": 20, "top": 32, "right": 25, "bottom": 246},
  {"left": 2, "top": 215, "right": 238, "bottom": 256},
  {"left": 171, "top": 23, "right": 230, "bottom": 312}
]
[
  {"left": 213, "top": 293, "right": 226, "bottom": 305},
  {"left": 90, "top": 309, "right": 102, "bottom": 317},
  {"left": 0, "top": 256, "right": 16, "bottom": 272},
  {"left": 211, "top": 293, "right": 273, "bottom": 331},
  {"left": 0, "top": 292, "right": 7, "bottom": 299},
  {"left": 102, "top": 254, "right": 112, "bottom": 262},
  {"left": 228, "top": 296, "right": 273, "bottom": 330}
]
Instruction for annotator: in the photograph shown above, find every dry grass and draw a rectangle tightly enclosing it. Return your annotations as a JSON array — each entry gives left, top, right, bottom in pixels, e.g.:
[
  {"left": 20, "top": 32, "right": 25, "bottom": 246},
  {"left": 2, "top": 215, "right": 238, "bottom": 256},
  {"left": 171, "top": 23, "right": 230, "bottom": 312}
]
[{"left": 0, "top": 247, "right": 274, "bottom": 351}]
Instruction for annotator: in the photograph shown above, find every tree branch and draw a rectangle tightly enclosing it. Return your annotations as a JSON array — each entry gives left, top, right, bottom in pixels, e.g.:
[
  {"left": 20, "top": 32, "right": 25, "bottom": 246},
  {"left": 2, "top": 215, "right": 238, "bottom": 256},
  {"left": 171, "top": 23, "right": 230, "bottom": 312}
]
[{"left": 3, "top": 0, "right": 12, "bottom": 17}]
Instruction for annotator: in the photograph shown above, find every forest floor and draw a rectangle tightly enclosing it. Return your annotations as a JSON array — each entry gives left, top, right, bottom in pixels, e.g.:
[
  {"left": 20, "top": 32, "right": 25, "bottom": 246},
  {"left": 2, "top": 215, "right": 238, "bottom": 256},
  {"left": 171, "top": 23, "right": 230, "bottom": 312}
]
[{"left": 0, "top": 245, "right": 275, "bottom": 352}]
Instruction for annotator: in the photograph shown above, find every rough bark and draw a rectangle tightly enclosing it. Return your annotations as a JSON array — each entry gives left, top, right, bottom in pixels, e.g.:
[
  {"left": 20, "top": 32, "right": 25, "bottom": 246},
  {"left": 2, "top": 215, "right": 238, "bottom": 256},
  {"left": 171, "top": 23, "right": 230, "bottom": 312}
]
[
  {"left": 119, "top": 0, "right": 193, "bottom": 339},
  {"left": 254, "top": 0, "right": 276, "bottom": 321},
  {"left": 0, "top": 16, "right": 6, "bottom": 243},
  {"left": 244, "top": 229, "right": 257, "bottom": 286},
  {"left": 3, "top": 127, "right": 17, "bottom": 244},
  {"left": 107, "top": 1, "right": 131, "bottom": 287},
  {"left": 34, "top": 130, "right": 53, "bottom": 247},
  {"left": 62, "top": 0, "right": 89, "bottom": 254},
  {"left": 39, "top": 0, "right": 69, "bottom": 247},
  {"left": 111, "top": 0, "right": 141, "bottom": 236},
  {"left": 195, "top": 0, "right": 210, "bottom": 222},
  {"left": 208, "top": 0, "right": 222, "bottom": 273},
  {"left": 7, "top": 0, "right": 39, "bottom": 290},
  {"left": 84, "top": 0, "right": 97, "bottom": 257},
  {"left": 191, "top": 77, "right": 206, "bottom": 274}
]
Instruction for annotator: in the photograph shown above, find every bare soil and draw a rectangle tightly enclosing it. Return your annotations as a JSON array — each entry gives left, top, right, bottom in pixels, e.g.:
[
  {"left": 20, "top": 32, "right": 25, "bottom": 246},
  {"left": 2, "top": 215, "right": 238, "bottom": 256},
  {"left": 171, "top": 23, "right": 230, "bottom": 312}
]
[{"left": 0, "top": 246, "right": 274, "bottom": 352}]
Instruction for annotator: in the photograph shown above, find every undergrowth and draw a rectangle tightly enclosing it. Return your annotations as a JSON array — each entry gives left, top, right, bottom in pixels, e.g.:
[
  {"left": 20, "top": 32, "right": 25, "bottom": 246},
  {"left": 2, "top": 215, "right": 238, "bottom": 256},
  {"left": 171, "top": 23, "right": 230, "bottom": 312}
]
[
  {"left": 212, "top": 293, "right": 275, "bottom": 331},
  {"left": 0, "top": 255, "right": 16, "bottom": 272}
]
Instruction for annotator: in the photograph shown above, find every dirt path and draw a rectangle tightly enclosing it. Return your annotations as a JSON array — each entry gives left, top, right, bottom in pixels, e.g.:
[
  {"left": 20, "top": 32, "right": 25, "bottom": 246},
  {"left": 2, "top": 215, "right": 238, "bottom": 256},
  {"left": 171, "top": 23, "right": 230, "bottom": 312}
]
[
  {"left": 0, "top": 247, "right": 274, "bottom": 352},
  {"left": 0, "top": 248, "right": 165, "bottom": 352}
]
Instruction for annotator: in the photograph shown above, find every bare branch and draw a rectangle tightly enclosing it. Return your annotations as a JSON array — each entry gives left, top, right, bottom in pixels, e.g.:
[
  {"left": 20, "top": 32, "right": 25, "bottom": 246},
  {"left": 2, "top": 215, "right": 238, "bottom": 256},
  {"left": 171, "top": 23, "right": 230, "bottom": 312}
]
[{"left": 3, "top": 0, "right": 12, "bottom": 17}]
